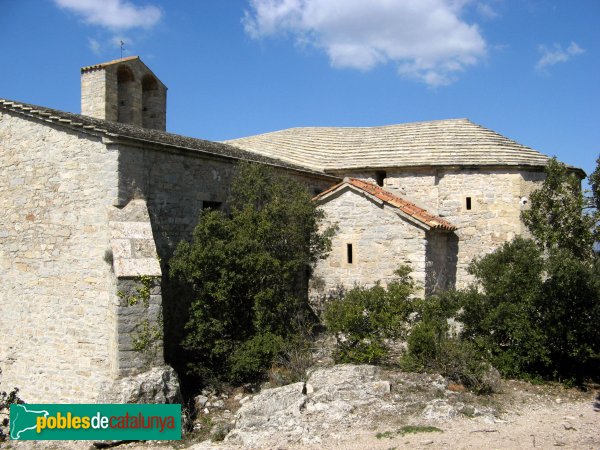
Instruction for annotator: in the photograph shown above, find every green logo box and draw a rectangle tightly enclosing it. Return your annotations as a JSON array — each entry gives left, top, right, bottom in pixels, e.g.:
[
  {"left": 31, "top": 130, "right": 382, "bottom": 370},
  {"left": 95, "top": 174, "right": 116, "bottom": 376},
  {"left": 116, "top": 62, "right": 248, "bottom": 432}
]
[{"left": 10, "top": 404, "right": 181, "bottom": 441}]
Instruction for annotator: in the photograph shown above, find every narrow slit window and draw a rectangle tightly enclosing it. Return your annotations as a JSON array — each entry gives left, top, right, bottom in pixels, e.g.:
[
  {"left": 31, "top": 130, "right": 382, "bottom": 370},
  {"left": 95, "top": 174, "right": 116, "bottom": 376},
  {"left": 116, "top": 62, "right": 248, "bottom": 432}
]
[
  {"left": 375, "top": 170, "right": 386, "bottom": 187},
  {"left": 466, "top": 197, "right": 472, "bottom": 210},
  {"left": 347, "top": 243, "right": 353, "bottom": 264}
]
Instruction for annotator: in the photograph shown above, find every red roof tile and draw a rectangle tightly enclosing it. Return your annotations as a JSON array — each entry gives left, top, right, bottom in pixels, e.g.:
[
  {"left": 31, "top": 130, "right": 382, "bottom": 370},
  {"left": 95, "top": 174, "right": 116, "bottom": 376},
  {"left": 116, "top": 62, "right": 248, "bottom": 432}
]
[{"left": 314, "top": 178, "right": 457, "bottom": 231}]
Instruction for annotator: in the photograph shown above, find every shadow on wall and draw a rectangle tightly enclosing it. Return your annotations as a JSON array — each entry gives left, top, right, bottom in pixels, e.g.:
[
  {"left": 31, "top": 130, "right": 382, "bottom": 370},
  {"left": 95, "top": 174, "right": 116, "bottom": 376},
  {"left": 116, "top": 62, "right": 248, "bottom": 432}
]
[
  {"left": 143, "top": 212, "right": 192, "bottom": 386},
  {"left": 425, "top": 231, "right": 458, "bottom": 296}
]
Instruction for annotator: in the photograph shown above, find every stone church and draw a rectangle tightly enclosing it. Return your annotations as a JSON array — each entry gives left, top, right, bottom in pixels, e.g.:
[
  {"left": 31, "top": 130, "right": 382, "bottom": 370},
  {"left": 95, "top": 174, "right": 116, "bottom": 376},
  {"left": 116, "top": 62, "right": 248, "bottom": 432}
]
[{"left": 0, "top": 56, "right": 567, "bottom": 403}]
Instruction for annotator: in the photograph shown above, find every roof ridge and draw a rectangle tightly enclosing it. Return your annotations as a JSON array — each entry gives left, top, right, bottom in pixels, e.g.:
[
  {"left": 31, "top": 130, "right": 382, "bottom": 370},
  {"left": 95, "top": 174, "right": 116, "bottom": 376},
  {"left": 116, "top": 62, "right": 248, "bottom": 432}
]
[
  {"left": 459, "top": 119, "right": 542, "bottom": 154},
  {"left": 81, "top": 55, "right": 140, "bottom": 72},
  {"left": 224, "top": 117, "right": 560, "bottom": 171},
  {"left": 225, "top": 118, "right": 471, "bottom": 140},
  {"left": 314, "top": 177, "right": 456, "bottom": 231},
  {"left": 0, "top": 98, "right": 335, "bottom": 179}
]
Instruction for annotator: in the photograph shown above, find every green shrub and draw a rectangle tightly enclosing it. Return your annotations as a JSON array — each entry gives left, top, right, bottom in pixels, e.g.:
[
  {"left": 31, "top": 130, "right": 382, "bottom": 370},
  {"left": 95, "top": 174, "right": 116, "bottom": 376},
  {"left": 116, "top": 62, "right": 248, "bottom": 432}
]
[
  {"left": 268, "top": 337, "right": 315, "bottom": 386},
  {"left": 537, "top": 250, "right": 600, "bottom": 381},
  {"left": 403, "top": 158, "right": 600, "bottom": 387},
  {"left": 400, "top": 293, "right": 492, "bottom": 393},
  {"left": 229, "top": 333, "right": 284, "bottom": 384},
  {"left": 1, "top": 369, "right": 23, "bottom": 442},
  {"left": 323, "top": 266, "right": 415, "bottom": 364}
]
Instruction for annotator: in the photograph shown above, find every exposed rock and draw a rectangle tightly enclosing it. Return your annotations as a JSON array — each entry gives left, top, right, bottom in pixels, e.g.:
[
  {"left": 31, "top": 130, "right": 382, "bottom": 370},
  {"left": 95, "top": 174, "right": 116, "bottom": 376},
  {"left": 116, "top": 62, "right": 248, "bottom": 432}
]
[
  {"left": 212, "top": 399, "right": 225, "bottom": 409},
  {"left": 184, "top": 368, "right": 598, "bottom": 450},
  {"left": 226, "top": 382, "right": 307, "bottom": 448},
  {"left": 234, "top": 382, "right": 306, "bottom": 430},
  {"left": 226, "top": 365, "right": 395, "bottom": 448},
  {"left": 306, "top": 364, "right": 390, "bottom": 404},
  {"left": 423, "top": 399, "right": 459, "bottom": 420},
  {"left": 480, "top": 365, "right": 502, "bottom": 393},
  {"left": 429, "top": 374, "right": 448, "bottom": 391},
  {"left": 195, "top": 395, "right": 209, "bottom": 409},
  {"left": 97, "top": 365, "right": 181, "bottom": 404}
]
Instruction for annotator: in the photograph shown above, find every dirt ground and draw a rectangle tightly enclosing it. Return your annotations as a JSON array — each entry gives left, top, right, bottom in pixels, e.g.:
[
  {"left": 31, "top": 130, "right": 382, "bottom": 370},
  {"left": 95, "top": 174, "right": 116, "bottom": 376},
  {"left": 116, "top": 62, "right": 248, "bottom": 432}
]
[
  {"left": 286, "top": 393, "right": 599, "bottom": 449},
  {"left": 4, "top": 379, "right": 599, "bottom": 450}
]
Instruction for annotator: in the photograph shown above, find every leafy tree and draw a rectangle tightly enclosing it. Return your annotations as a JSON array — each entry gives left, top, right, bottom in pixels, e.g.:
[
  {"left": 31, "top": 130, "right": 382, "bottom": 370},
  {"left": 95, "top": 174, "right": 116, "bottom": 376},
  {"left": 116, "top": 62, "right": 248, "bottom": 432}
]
[
  {"left": 589, "top": 155, "right": 600, "bottom": 242},
  {"left": 336, "top": 157, "right": 600, "bottom": 386},
  {"left": 539, "top": 249, "right": 600, "bottom": 379},
  {"left": 459, "top": 238, "right": 550, "bottom": 377},
  {"left": 590, "top": 156, "right": 600, "bottom": 209},
  {"left": 449, "top": 158, "right": 600, "bottom": 383},
  {"left": 169, "top": 162, "right": 334, "bottom": 384},
  {"left": 457, "top": 237, "right": 600, "bottom": 383},
  {"left": 521, "top": 158, "right": 594, "bottom": 259}
]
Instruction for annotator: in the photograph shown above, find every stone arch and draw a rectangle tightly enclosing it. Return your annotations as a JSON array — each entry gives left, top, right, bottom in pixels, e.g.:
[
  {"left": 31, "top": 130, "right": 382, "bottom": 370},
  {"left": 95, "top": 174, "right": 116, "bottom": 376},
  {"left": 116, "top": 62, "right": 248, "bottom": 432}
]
[
  {"left": 142, "top": 74, "right": 158, "bottom": 91},
  {"left": 117, "top": 65, "right": 135, "bottom": 83},
  {"left": 141, "top": 74, "right": 160, "bottom": 128},
  {"left": 117, "top": 65, "right": 136, "bottom": 124}
]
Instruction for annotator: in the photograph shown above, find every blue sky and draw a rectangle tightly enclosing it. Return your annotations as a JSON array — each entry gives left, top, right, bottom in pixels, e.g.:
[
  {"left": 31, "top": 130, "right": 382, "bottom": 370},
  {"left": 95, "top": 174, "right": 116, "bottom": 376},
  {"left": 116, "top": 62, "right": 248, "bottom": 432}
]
[{"left": 1, "top": 0, "right": 598, "bottom": 179}]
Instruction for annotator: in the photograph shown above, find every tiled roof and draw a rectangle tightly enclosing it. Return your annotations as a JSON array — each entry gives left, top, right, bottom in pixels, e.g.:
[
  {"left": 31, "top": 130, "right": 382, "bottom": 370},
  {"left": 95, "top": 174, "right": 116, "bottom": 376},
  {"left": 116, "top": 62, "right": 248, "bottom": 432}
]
[
  {"left": 225, "top": 119, "right": 553, "bottom": 172},
  {"left": 81, "top": 56, "right": 140, "bottom": 73},
  {"left": 0, "top": 99, "right": 337, "bottom": 180},
  {"left": 314, "top": 178, "right": 456, "bottom": 231}
]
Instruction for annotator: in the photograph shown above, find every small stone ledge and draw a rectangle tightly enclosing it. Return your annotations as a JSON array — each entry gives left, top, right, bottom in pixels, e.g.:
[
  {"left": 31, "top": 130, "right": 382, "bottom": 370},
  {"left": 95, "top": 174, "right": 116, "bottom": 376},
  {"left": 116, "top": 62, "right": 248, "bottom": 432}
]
[{"left": 108, "top": 199, "right": 161, "bottom": 278}]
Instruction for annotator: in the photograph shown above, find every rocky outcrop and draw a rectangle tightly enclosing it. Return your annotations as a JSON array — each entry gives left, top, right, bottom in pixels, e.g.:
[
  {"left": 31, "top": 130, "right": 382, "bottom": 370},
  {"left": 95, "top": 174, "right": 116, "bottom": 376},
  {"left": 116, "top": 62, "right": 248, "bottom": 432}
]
[
  {"left": 221, "top": 365, "right": 498, "bottom": 449},
  {"left": 305, "top": 364, "right": 391, "bottom": 402},
  {"left": 226, "top": 365, "right": 394, "bottom": 448},
  {"left": 97, "top": 365, "right": 181, "bottom": 404}
]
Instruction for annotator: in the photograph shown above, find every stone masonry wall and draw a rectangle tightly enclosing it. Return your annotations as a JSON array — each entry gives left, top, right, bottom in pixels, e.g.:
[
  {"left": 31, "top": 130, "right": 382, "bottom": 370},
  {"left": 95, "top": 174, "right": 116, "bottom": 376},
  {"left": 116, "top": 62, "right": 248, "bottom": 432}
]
[
  {"left": 81, "top": 60, "right": 167, "bottom": 131},
  {"left": 437, "top": 169, "right": 544, "bottom": 288},
  {"left": 115, "top": 145, "right": 235, "bottom": 260},
  {"left": 369, "top": 168, "right": 545, "bottom": 289},
  {"left": 116, "top": 144, "right": 334, "bottom": 261},
  {"left": 341, "top": 169, "right": 439, "bottom": 214},
  {"left": 342, "top": 168, "right": 545, "bottom": 289},
  {"left": 81, "top": 69, "right": 109, "bottom": 121},
  {"left": 310, "top": 188, "right": 428, "bottom": 311},
  {"left": 108, "top": 200, "right": 163, "bottom": 375},
  {"left": 0, "top": 110, "right": 332, "bottom": 401},
  {"left": 114, "top": 143, "right": 334, "bottom": 363},
  {"left": 0, "top": 112, "right": 119, "bottom": 403}
]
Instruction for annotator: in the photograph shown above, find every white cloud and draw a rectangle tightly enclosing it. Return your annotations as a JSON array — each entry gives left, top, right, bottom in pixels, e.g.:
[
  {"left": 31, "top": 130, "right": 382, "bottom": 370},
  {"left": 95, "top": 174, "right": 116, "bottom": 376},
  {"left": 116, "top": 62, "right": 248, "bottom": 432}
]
[
  {"left": 476, "top": 2, "right": 498, "bottom": 19},
  {"left": 536, "top": 41, "right": 584, "bottom": 71},
  {"left": 54, "top": 0, "right": 162, "bottom": 30},
  {"left": 243, "top": 0, "right": 487, "bottom": 86},
  {"left": 88, "top": 37, "right": 101, "bottom": 55}
]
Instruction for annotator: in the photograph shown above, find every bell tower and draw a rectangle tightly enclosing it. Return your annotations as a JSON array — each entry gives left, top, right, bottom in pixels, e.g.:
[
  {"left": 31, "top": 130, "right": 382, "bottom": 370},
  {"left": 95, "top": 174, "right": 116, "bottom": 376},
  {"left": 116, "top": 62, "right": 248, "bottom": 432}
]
[{"left": 81, "top": 56, "right": 167, "bottom": 131}]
